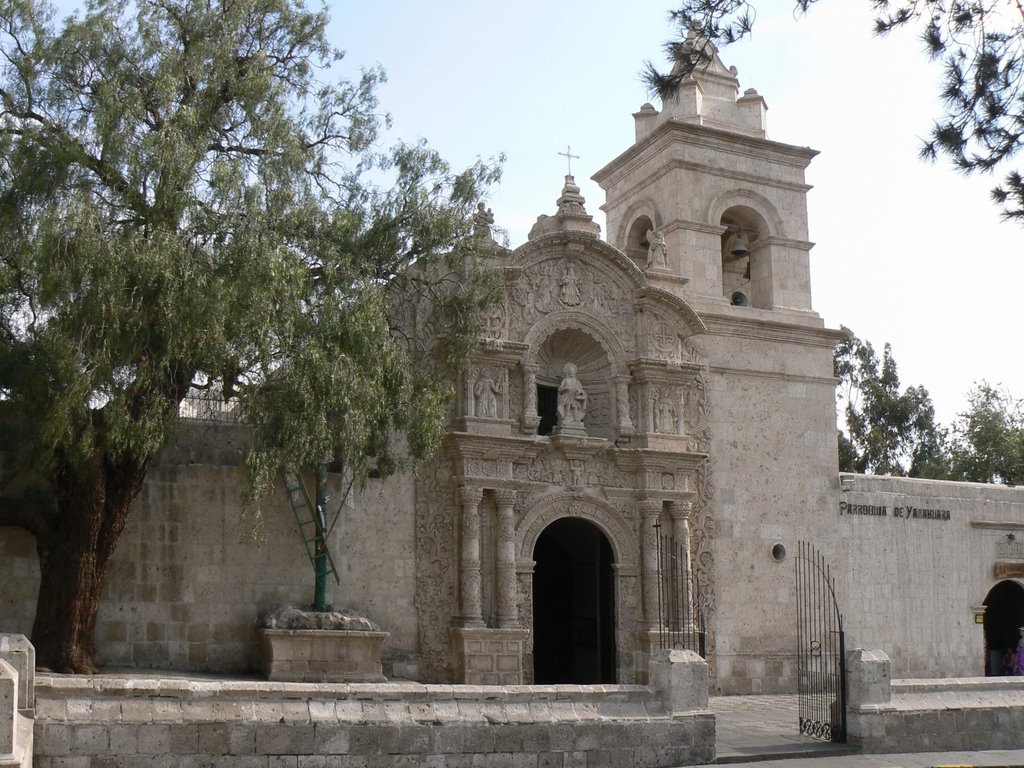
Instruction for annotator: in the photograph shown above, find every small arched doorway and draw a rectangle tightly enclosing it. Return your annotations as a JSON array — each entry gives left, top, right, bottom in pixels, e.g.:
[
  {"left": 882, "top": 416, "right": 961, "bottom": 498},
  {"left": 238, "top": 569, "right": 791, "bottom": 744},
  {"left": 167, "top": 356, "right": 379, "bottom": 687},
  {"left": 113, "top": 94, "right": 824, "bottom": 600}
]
[
  {"left": 983, "top": 580, "right": 1024, "bottom": 675},
  {"left": 532, "top": 517, "right": 616, "bottom": 683}
]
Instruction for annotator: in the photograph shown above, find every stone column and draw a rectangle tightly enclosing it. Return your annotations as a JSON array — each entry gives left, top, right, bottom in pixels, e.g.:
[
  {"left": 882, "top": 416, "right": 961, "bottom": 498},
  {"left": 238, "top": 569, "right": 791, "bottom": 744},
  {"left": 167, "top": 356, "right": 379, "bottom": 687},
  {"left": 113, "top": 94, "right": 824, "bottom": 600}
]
[
  {"left": 645, "top": 387, "right": 656, "bottom": 434},
  {"left": 639, "top": 499, "right": 662, "bottom": 628},
  {"left": 668, "top": 501, "right": 693, "bottom": 625},
  {"left": 495, "top": 488, "right": 518, "bottom": 628},
  {"left": 667, "top": 501, "right": 692, "bottom": 581},
  {"left": 459, "top": 486, "right": 485, "bottom": 627},
  {"left": 676, "top": 388, "right": 687, "bottom": 436},
  {"left": 524, "top": 364, "right": 540, "bottom": 436},
  {"left": 615, "top": 376, "right": 633, "bottom": 432},
  {"left": 464, "top": 371, "right": 476, "bottom": 418}
]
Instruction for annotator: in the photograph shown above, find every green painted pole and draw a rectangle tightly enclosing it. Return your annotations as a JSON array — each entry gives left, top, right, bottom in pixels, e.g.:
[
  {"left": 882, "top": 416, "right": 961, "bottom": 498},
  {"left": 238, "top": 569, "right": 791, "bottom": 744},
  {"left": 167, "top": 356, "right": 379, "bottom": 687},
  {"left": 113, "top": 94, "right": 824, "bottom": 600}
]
[{"left": 313, "top": 463, "right": 329, "bottom": 612}]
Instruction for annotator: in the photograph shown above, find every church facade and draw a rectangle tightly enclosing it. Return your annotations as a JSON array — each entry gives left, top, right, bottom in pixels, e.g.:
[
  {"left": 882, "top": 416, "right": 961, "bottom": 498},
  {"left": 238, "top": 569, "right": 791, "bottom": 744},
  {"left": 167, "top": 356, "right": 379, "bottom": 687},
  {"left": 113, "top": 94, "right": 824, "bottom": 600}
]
[
  {"left": 408, "top": 47, "right": 840, "bottom": 690},
  {"left": 3, "top": 45, "right": 1024, "bottom": 695}
]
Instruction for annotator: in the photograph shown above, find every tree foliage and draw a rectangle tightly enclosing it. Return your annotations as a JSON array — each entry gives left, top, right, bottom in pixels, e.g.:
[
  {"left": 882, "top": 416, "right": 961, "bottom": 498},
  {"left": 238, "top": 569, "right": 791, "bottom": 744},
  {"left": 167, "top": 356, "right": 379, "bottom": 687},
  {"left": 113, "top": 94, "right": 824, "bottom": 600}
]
[
  {"left": 646, "top": 0, "right": 1024, "bottom": 221},
  {"left": 834, "top": 331, "right": 949, "bottom": 477},
  {"left": 948, "top": 382, "right": 1024, "bottom": 484},
  {"left": 0, "top": 0, "right": 499, "bottom": 672}
]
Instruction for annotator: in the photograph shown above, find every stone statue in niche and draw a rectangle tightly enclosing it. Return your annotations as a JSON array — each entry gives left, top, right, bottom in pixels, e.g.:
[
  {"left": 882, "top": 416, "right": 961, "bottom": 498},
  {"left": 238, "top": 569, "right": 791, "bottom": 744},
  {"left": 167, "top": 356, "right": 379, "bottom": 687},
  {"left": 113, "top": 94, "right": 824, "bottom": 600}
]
[
  {"left": 474, "top": 372, "right": 501, "bottom": 418},
  {"left": 559, "top": 261, "right": 582, "bottom": 307},
  {"left": 646, "top": 228, "right": 669, "bottom": 269},
  {"left": 557, "top": 363, "right": 587, "bottom": 426},
  {"left": 654, "top": 390, "right": 675, "bottom": 433}
]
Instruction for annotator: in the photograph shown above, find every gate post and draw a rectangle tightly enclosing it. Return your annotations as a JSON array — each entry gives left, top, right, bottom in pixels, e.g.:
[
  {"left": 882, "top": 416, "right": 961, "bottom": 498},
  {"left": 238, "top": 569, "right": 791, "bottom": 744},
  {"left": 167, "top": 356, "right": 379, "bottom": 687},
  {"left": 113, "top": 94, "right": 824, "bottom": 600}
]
[
  {"left": 845, "top": 649, "right": 890, "bottom": 706},
  {"left": 845, "top": 649, "right": 891, "bottom": 749},
  {"left": 649, "top": 648, "right": 708, "bottom": 714}
]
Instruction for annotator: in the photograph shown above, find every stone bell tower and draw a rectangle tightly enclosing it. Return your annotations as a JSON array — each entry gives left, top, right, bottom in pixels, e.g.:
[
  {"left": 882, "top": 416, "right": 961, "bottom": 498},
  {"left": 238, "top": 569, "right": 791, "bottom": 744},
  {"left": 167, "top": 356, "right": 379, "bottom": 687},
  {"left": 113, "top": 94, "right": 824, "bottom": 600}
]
[
  {"left": 593, "top": 36, "right": 818, "bottom": 316},
  {"left": 593, "top": 38, "right": 844, "bottom": 694}
]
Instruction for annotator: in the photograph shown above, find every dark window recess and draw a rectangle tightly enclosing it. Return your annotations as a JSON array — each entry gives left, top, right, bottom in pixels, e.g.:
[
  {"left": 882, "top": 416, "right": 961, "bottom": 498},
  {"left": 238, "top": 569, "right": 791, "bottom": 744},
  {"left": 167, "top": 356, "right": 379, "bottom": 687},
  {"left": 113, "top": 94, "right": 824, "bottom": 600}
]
[{"left": 537, "top": 385, "right": 558, "bottom": 436}]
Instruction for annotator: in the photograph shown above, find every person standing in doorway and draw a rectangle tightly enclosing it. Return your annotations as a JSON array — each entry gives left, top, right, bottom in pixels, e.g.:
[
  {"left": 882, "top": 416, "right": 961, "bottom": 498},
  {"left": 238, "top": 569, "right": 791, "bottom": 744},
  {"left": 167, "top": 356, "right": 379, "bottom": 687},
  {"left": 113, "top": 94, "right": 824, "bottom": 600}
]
[{"left": 1013, "top": 627, "right": 1024, "bottom": 675}]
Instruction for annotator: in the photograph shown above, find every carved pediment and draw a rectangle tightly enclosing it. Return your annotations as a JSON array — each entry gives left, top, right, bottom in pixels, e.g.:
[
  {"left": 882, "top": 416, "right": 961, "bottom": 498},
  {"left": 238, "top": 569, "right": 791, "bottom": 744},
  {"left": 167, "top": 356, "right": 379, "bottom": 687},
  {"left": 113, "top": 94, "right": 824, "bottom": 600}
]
[{"left": 505, "top": 254, "right": 636, "bottom": 347}]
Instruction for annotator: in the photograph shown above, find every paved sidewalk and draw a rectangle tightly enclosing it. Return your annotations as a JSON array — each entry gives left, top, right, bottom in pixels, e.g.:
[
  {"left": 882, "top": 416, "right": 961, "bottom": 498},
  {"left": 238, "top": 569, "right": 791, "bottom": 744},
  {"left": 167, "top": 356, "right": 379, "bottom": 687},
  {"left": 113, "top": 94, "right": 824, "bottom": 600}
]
[{"left": 695, "top": 694, "right": 1024, "bottom": 767}]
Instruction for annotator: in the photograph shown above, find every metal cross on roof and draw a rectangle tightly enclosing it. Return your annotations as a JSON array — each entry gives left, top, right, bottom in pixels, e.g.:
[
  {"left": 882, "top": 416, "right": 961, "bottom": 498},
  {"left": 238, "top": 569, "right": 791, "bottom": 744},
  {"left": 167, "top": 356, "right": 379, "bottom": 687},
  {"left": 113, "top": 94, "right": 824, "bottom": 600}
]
[{"left": 558, "top": 145, "right": 580, "bottom": 175}]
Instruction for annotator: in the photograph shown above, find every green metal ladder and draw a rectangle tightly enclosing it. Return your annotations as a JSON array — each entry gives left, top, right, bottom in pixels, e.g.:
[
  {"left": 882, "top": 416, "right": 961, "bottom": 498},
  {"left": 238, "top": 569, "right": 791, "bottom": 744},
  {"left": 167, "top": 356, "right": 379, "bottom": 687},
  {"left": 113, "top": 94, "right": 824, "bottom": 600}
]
[{"left": 281, "top": 469, "right": 340, "bottom": 585}]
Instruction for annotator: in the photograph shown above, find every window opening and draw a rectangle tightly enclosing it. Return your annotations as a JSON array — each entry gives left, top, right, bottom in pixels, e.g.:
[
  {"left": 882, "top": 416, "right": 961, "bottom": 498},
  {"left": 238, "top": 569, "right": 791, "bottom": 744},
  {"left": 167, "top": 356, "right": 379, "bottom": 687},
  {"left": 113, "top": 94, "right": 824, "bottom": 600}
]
[{"left": 537, "top": 384, "right": 558, "bottom": 435}]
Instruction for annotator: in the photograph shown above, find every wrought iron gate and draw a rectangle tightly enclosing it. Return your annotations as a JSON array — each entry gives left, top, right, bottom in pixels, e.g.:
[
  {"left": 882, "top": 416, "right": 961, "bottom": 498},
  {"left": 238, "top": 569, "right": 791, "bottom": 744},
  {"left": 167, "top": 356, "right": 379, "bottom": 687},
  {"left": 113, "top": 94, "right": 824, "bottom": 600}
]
[
  {"left": 795, "top": 541, "right": 846, "bottom": 742},
  {"left": 655, "top": 530, "right": 706, "bottom": 656}
]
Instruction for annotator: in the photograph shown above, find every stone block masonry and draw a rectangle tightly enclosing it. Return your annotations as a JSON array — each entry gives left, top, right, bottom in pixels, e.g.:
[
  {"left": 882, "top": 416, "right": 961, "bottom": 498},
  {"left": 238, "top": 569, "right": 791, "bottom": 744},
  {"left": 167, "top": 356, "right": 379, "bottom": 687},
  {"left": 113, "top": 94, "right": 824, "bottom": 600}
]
[
  {"left": 260, "top": 629, "right": 389, "bottom": 682},
  {"left": 847, "top": 648, "right": 1024, "bottom": 752},
  {"left": 31, "top": 665, "right": 715, "bottom": 768}
]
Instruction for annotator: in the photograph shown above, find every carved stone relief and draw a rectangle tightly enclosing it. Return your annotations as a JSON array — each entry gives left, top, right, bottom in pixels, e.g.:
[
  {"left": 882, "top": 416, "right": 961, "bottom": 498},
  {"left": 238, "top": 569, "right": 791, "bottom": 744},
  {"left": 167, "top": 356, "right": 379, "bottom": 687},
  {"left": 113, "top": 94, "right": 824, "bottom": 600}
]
[
  {"left": 467, "top": 365, "right": 508, "bottom": 420},
  {"left": 506, "top": 257, "right": 633, "bottom": 343},
  {"left": 652, "top": 386, "right": 684, "bottom": 434},
  {"left": 414, "top": 456, "right": 458, "bottom": 682},
  {"left": 685, "top": 369, "right": 716, "bottom": 623},
  {"left": 512, "top": 449, "right": 631, "bottom": 489},
  {"left": 647, "top": 312, "right": 704, "bottom": 367},
  {"left": 483, "top": 305, "right": 505, "bottom": 340}
]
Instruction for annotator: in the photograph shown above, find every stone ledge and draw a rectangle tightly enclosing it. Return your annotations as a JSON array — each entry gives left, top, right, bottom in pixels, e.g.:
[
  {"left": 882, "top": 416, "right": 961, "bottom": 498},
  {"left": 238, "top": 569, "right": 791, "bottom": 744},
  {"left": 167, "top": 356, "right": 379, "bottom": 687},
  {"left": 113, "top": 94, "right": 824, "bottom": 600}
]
[{"left": 36, "top": 674, "right": 656, "bottom": 706}]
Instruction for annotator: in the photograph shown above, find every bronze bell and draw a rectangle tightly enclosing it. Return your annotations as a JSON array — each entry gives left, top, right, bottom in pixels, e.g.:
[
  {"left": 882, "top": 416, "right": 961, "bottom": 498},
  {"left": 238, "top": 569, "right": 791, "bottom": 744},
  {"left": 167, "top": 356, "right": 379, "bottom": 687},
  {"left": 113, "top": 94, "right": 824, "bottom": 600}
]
[{"left": 730, "top": 235, "right": 750, "bottom": 257}]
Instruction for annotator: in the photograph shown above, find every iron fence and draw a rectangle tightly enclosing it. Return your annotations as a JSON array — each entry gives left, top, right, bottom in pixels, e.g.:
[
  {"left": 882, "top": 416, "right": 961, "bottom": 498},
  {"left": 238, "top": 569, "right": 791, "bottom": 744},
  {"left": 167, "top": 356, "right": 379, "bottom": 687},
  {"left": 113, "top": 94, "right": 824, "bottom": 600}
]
[
  {"left": 177, "top": 388, "right": 243, "bottom": 423},
  {"left": 655, "top": 530, "right": 706, "bottom": 657}
]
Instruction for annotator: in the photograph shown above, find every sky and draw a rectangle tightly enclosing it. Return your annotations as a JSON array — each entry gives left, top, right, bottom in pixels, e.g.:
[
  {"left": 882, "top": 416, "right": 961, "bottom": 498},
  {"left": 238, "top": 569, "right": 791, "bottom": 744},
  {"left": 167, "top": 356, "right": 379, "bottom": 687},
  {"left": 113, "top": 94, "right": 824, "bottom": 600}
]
[{"left": 333, "top": 0, "right": 1024, "bottom": 428}]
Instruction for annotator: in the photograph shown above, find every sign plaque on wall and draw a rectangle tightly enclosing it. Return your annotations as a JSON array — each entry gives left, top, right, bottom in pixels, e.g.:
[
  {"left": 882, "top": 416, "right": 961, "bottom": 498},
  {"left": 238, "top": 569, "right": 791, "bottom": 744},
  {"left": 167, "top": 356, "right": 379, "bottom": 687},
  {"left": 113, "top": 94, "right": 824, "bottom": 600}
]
[{"left": 994, "top": 562, "right": 1024, "bottom": 579}]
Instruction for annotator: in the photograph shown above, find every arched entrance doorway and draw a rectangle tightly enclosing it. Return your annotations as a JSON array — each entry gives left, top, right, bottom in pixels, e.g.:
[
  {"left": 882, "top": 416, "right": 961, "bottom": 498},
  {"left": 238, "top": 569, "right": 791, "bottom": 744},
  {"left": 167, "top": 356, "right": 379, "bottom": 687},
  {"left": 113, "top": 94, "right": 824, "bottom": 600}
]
[
  {"left": 532, "top": 517, "right": 616, "bottom": 683},
  {"left": 983, "top": 580, "right": 1024, "bottom": 675}
]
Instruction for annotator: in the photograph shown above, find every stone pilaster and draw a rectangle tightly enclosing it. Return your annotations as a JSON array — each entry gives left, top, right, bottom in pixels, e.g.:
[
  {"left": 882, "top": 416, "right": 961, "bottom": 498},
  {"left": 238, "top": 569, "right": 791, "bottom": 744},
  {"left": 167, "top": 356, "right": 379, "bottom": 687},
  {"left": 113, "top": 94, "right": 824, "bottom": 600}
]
[
  {"left": 639, "top": 499, "right": 662, "bottom": 628},
  {"left": 464, "top": 371, "right": 475, "bottom": 418},
  {"left": 615, "top": 376, "right": 634, "bottom": 433},
  {"left": 667, "top": 501, "right": 692, "bottom": 586},
  {"left": 521, "top": 364, "right": 540, "bottom": 434},
  {"left": 459, "top": 486, "right": 485, "bottom": 627},
  {"left": 494, "top": 489, "right": 519, "bottom": 628}
]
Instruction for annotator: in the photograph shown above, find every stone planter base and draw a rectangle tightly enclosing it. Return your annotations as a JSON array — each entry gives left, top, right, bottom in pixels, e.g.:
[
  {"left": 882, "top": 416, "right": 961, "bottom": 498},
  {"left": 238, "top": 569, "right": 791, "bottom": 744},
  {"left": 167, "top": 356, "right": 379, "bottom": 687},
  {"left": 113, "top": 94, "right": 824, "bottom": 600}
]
[
  {"left": 260, "top": 629, "right": 389, "bottom": 682},
  {"left": 452, "top": 627, "right": 529, "bottom": 685}
]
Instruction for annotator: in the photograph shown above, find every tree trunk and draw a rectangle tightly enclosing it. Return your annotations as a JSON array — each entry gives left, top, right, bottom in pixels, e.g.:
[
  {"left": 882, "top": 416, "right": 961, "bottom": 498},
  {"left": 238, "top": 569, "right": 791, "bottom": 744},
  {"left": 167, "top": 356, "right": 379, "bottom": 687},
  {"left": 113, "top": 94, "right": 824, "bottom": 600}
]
[{"left": 31, "top": 451, "right": 148, "bottom": 674}]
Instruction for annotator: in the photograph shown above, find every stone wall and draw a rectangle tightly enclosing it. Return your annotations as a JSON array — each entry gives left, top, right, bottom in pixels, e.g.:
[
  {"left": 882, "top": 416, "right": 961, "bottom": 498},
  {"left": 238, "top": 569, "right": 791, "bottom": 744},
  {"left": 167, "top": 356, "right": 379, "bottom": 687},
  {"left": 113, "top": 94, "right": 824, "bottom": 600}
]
[
  {"left": 0, "top": 422, "right": 420, "bottom": 677},
  {"left": 847, "top": 648, "right": 1024, "bottom": 752},
  {"left": 31, "top": 651, "right": 715, "bottom": 768},
  {"left": 701, "top": 320, "right": 841, "bottom": 695},
  {"left": 835, "top": 475, "right": 1024, "bottom": 678},
  {"left": 0, "top": 634, "right": 34, "bottom": 768}
]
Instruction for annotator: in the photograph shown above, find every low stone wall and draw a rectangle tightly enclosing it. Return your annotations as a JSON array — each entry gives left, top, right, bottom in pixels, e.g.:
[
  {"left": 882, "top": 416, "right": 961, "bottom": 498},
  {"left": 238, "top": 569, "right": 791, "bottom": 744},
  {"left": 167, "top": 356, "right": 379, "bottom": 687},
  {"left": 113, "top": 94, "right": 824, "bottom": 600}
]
[
  {"left": 32, "top": 650, "right": 715, "bottom": 767},
  {"left": 0, "top": 634, "right": 34, "bottom": 768},
  {"left": 847, "top": 647, "right": 1024, "bottom": 752}
]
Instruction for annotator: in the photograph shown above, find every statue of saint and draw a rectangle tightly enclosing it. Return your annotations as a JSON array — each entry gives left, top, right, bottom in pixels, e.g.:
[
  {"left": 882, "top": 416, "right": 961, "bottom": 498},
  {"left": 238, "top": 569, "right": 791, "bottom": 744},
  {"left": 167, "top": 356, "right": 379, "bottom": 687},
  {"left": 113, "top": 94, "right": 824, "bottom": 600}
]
[
  {"left": 646, "top": 228, "right": 669, "bottom": 269},
  {"left": 557, "top": 363, "right": 587, "bottom": 425},
  {"left": 474, "top": 374, "right": 500, "bottom": 418},
  {"left": 473, "top": 202, "right": 495, "bottom": 239}
]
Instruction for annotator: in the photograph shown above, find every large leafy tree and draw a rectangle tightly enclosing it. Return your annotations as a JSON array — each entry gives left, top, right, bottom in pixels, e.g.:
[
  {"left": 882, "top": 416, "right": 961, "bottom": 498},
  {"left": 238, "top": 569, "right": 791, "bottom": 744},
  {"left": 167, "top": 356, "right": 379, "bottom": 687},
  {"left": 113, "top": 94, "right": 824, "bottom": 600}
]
[
  {"left": 948, "top": 382, "right": 1024, "bottom": 484},
  {"left": 0, "top": 0, "right": 499, "bottom": 672},
  {"left": 646, "top": 0, "right": 1024, "bottom": 221},
  {"left": 834, "top": 332, "right": 949, "bottom": 477}
]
